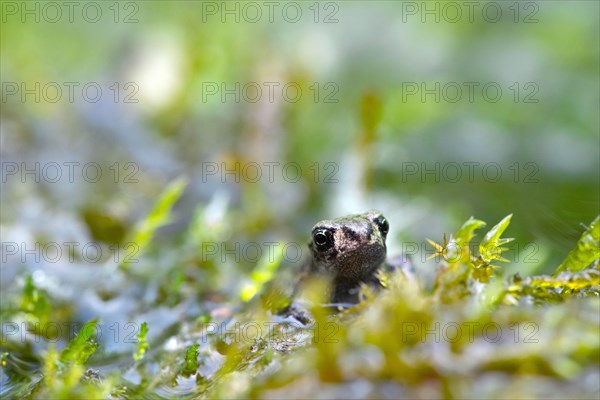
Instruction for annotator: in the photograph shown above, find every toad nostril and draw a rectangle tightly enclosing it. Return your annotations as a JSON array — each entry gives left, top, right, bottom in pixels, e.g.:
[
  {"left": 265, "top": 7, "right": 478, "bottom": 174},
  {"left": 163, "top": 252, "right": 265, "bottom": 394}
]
[{"left": 342, "top": 227, "right": 359, "bottom": 242}]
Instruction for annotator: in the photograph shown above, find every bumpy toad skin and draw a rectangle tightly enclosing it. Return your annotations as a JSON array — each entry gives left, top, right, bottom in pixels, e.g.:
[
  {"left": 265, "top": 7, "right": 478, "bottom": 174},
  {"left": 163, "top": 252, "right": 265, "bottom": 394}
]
[{"left": 290, "top": 210, "right": 412, "bottom": 313}]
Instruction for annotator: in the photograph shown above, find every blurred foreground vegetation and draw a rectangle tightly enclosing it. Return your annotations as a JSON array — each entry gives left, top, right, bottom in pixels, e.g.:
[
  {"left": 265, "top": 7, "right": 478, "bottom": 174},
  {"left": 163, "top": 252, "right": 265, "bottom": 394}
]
[{"left": 1, "top": 182, "right": 598, "bottom": 398}]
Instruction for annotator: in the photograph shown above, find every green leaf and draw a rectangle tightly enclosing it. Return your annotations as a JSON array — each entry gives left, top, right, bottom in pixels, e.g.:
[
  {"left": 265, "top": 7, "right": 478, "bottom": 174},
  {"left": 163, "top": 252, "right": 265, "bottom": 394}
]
[
  {"left": 454, "top": 217, "right": 486, "bottom": 245},
  {"left": 436, "top": 217, "right": 486, "bottom": 264},
  {"left": 182, "top": 344, "right": 200, "bottom": 376},
  {"left": 20, "top": 275, "right": 51, "bottom": 324},
  {"left": 479, "top": 214, "right": 514, "bottom": 264},
  {"left": 240, "top": 243, "right": 284, "bottom": 302},
  {"left": 505, "top": 269, "right": 600, "bottom": 303},
  {"left": 59, "top": 319, "right": 99, "bottom": 365},
  {"left": 554, "top": 215, "right": 600, "bottom": 275},
  {"left": 122, "top": 177, "right": 188, "bottom": 268},
  {"left": 133, "top": 322, "right": 149, "bottom": 362}
]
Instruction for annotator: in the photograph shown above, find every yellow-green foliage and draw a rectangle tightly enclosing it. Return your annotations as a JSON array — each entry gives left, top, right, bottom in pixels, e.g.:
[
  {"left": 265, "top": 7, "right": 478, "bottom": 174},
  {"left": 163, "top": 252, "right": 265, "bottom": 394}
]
[
  {"left": 20, "top": 276, "right": 51, "bottom": 326},
  {"left": 133, "top": 322, "right": 149, "bottom": 362},
  {"left": 5, "top": 214, "right": 599, "bottom": 399},
  {"left": 555, "top": 215, "right": 600, "bottom": 274},
  {"left": 30, "top": 320, "right": 113, "bottom": 399},
  {"left": 240, "top": 243, "right": 285, "bottom": 302},
  {"left": 207, "top": 215, "right": 600, "bottom": 399},
  {"left": 121, "top": 177, "right": 188, "bottom": 269}
]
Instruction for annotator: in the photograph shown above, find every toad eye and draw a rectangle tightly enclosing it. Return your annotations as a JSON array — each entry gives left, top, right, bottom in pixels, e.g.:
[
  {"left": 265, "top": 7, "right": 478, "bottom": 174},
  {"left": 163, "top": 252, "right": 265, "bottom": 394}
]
[
  {"left": 312, "top": 228, "right": 334, "bottom": 251},
  {"left": 374, "top": 215, "right": 389, "bottom": 236}
]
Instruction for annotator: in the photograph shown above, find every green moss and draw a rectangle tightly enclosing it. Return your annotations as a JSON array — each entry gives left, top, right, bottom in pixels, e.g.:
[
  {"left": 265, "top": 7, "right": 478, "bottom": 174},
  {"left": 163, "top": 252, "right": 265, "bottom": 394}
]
[
  {"left": 5, "top": 214, "right": 599, "bottom": 399},
  {"left": 133, "top": 322, "right": 149, "bottom": 362},
  {"left": 554, "top": 215, "right": 600, "bottom": 275}
]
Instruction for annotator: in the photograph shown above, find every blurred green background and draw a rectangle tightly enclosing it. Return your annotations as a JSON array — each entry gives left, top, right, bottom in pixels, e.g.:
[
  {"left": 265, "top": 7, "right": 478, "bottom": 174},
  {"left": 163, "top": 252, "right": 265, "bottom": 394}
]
[{"left": 2, "top": 1, "right": 598, "bottom": 276}]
